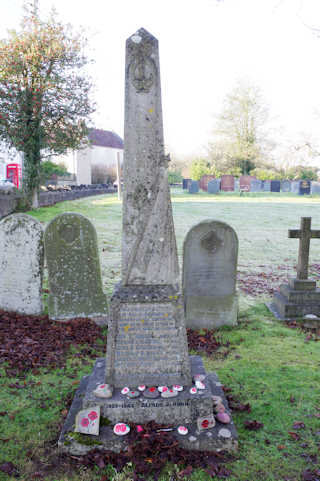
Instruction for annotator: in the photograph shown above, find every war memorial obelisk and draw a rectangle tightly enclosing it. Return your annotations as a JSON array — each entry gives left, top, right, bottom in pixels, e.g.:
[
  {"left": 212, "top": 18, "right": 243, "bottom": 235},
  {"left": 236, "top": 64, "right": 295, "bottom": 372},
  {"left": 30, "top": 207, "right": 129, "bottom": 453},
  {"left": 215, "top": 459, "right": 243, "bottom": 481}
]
[
  {"left": 59, "top": 29, "right": 237, "bottom": 454},
  {"left": 105, "top": 27, "right": 191, "bottom": 388}
]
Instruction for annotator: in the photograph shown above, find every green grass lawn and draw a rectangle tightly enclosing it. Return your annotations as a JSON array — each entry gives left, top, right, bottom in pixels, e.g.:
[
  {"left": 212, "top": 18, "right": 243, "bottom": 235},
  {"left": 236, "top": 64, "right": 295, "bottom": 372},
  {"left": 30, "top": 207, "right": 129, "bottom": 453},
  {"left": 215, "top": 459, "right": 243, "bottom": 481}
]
[{"left": 1, "top": 190, "right": 320, "bottom": 481}]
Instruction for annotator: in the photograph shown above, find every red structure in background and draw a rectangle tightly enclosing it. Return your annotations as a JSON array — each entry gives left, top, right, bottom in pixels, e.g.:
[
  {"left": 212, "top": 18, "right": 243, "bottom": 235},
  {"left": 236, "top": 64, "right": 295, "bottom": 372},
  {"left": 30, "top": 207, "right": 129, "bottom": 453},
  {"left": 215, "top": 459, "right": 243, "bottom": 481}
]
[
  {"left": 6, "top": 164, "right": 21, "bottom": 189},
  {"left": 220, "top": 174, "right": 235, "bottom": 191},
  {"left": 199, "top": 175, "right": 215, "bottom": 192}
]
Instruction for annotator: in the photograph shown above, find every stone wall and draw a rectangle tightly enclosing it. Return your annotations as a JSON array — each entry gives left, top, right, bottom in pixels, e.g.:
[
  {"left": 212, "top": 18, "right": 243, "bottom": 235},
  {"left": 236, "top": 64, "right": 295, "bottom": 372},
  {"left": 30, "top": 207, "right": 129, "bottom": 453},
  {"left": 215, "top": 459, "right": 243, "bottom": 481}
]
[
  {"left": 0, "top": 186, "right": 116, "bottom": 219},
  {"left": 0, "top": 194, "right": 20, "bottom": 219}
]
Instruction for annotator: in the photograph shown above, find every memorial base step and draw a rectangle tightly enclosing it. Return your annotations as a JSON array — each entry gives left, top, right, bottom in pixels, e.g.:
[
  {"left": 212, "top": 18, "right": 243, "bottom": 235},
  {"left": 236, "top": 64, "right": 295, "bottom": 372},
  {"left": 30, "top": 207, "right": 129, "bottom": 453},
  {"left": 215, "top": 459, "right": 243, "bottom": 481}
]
[
  {"left": 58, "top": 356, "right": 238, "bottom": 455},
  {"left": 267, "top": 285, "right": 320, "bottom": 320}
]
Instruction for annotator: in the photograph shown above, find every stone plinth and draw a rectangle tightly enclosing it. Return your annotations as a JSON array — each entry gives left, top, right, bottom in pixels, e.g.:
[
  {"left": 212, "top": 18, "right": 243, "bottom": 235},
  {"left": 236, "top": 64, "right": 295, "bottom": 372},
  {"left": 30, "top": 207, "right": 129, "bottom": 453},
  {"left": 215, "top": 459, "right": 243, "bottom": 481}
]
[
  {"left": 58, "top": 356, "right": 238, "bottom": 455},
  {"left": 268, "top": 277, "right": 320, "bottom": 320},
  {"left": 106, "top": 284, "right": 191, "bottom": 387}
]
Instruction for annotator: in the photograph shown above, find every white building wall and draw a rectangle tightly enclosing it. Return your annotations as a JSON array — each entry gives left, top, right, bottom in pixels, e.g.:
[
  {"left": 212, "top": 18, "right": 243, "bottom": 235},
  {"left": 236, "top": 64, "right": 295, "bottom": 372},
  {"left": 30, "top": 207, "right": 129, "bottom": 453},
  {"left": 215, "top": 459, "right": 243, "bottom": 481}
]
[
  {"left": 0, "top": 144, "right": 23, "bottom": 181},
  {"left": 50, "top": 144, "right": 123, "bottom": 185},
  {"left": 76, "top": 148, "right": 92, "bottom": 185}
]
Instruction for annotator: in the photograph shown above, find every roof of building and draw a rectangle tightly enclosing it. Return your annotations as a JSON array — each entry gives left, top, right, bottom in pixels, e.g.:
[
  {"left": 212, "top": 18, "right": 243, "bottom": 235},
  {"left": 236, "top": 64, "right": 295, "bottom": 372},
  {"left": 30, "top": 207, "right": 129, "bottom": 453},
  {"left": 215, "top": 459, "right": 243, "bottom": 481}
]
[{"left": 89, "top": 128, "right": 124, "bottom": 149}]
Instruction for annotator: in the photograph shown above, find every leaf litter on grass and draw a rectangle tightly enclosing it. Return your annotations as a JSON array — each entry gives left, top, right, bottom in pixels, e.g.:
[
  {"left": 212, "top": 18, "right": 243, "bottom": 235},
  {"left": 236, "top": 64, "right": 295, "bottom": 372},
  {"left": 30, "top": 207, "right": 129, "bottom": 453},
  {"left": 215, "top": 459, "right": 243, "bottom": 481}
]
[{"left": 0, "top": 310, "right": 107, "bottom": 374}]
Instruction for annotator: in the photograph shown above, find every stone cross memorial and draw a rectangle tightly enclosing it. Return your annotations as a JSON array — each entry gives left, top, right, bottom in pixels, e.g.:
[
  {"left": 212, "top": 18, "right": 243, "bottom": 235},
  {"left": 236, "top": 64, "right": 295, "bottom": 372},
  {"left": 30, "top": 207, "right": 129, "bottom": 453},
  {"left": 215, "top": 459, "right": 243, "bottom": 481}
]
[
  {"left": 268, "top": 217, "right": 320, "bottom": 319},
  {"left": 183, "top": 220, "right": 238, "bottom": 328},
  {"left": 45, "top": 212, "right": 108, "bottom": 321},
  {"left": 59, "top": 28, "right": 237, "bottom": 455},
  {"left": 0, "top": 214, "right": 44, "bottom": 315}
]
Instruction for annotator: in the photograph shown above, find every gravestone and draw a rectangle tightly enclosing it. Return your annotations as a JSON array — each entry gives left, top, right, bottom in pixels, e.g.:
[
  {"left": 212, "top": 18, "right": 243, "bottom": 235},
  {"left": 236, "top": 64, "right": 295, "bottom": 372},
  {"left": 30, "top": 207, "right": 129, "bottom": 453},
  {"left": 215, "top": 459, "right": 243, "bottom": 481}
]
[
  {"left": 239, "top": 175, "right": 252, "bottom": 191},
  {"left": 220, "top": 175, "right": 234, "bottom": 192},
  {"left": 183, "top": 220, "right": 238, "bottom": 328},
  {"left": 250, "top": 179, "right": 262, "bottom": 192},
  {"left": 59, "top": 28, "right": 237, "bottom": 455},
  {"left": 188, "top": 180, "right": 199, "bottom": 193},
  {"left": 311, "top": 182, "right": 320, "bottom": 195},
  {"left": 207, "top": 178, "right": 220, "bottom": 194},
  {"left": 182, "top": 178, "right": 191, "bottom": 190},
  {"left": 270, "top": 180, "right": 280, "bottom": 192},
  {"left": 291, "top": 181, "right": 300, "bottom": 194},
  {"left": 199, "top": 175, "right": 215, "bottom": 192},
  {"left": 281, "top": 180, "right": 291, "bottom": 192},
  {"left": 268, "top": 217, "right": 320, "bottom": 319},
  {"left": 299, "top": 180, "right": 311, "bottom": 195},
  {"left": 263, "top": 180, "right": 271, "bottom": 192},
  {"left": 45, "top": 212, "right": 108, "bottom": 321},
  {"left": 0, "top": 214, "right": 43, "bottom": 315}
]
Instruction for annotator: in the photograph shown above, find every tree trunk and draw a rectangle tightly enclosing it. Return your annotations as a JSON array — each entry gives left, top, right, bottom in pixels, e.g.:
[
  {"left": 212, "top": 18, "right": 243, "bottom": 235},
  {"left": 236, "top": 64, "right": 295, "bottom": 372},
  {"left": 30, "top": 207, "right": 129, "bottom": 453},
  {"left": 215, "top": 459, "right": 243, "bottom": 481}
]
[{"left": 31, "top": 188, "right": 39, "bottom": 209}]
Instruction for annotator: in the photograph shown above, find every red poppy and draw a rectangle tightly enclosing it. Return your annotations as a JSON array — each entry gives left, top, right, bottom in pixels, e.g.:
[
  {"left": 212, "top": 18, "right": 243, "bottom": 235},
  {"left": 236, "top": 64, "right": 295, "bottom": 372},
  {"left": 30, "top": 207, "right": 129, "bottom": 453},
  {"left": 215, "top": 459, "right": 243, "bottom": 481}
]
[
  {"left": 149, "top": 387, "right": 156, "bottom": 392},
  {"left": 88, "top": 411, "right": 98, "bottom": 421},
  {"left": 80, "top": 417, "right": 89, "bottom": 427},
  {"left": 201, "top": 420, "right": 209, "bottom": 428}
]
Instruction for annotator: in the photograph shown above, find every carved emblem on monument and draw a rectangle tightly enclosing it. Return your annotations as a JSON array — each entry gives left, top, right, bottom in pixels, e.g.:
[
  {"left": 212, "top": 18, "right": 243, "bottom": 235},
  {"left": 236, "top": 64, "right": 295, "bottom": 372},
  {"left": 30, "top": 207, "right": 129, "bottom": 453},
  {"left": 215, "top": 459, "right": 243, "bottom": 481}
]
[
  {"left": 129, "top": 42, "right": 156, "bottom": 93},
  {"left": 58, "top": 218, "right": 80, "bottom": 244},
  {"left": 200, "top": 231, "right": 223, "bottom": 254}
]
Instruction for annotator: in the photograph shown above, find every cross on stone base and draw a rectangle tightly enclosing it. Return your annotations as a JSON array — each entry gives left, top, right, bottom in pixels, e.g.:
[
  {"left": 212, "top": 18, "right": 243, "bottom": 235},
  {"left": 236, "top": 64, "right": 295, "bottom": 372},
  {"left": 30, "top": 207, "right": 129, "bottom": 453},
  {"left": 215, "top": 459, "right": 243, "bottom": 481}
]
[
  {"left": 267, "top": 216, "right": 320, "bottom": 319},
  {"left": 288, "top": 217, "right": 320, "bottom": 280}
]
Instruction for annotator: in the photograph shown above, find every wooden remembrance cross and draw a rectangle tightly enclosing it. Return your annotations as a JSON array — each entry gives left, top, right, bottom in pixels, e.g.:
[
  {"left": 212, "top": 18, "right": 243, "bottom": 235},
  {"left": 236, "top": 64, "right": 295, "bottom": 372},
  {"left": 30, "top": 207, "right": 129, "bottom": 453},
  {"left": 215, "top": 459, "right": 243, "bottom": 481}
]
[{"left": 288, "top": 217, "right": 320, "bottom": 280}]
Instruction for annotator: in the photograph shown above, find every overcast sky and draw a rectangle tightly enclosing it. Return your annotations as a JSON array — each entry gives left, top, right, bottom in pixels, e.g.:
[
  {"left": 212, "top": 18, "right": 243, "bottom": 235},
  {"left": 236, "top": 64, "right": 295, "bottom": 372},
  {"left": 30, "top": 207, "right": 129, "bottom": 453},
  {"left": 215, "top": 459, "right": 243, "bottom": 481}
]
[{"left": 1, "top": 0, "right": 320, "bottom": 160}]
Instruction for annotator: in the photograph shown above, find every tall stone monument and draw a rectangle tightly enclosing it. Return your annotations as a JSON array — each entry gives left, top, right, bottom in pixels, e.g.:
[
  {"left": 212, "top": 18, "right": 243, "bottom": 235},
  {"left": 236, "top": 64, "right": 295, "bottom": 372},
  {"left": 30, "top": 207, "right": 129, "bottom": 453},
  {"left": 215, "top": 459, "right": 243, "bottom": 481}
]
[
  {"left": 268, "top": 217, "right": 320, "bottom": 319},
  {"left": 59, "top": 28, "right": 237, "bottom": 455}
]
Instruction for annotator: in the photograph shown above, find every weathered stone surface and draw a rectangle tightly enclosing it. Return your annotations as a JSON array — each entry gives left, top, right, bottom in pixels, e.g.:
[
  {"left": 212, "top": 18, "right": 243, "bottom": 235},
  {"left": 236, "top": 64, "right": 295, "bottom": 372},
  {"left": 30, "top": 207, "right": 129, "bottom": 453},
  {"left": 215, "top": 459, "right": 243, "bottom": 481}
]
[
  {"left": 281, "top": 180, "right": 291, "bottom": 192},
  {"left": 0, "top": 214, "right": 43, "bottom": 315},
  {"left": 121, "top": 28, "right": 179, "bottom": 286},
  {"left": 44, "top": 212, "right": 108, "bottom": 320},
  {"left": 207, "top": 179, "right": 220, "bottom": 194},
  {"left": 267, "top": 217, "right": 320, "bottom": 320},
  {"left": 59, "top": 356, "right": 238, "bottom": 454},
  {"left": 263, "top": 180, "right": 271, "bottom": 192},
  {"left": 239, "top": 175, "right": 253, "bottom": 191},
  {"left": 183, "top": 220, "right": 238, "bottom": 328},
  {"left": 106, "top": 285, "right": 192, "bottom": 387},
  {"left": 220, "top": 175, "right": 234, "bottom": 192},
  {"left": 188, "top": 181, "right": 199, "bottom": 194},
  {"left": 199, "top": 175, "right": 215, "bottom": 192},
  {"left": 311, "top": 182, "right": 320, "bottom": 195},
  {"left": 291, "top": 181, "right": 300, "bottom": 194},
  {"left": 75, "top": 406, "right": 100, "bottom": 436},
  {"left": 270, "top": 180, "right": 281, "bottom": 192},
  {"left": 288, "top": 217, "right": 320, "bottom": 280},
  {"left": 299, "top": 180, "right": 311, "bottom": 195},
  {"left": 182, "top": 178, "right": 191, "bottom": 189},
  {"left": 250, "top": 179, "right": 263, "bottom": 192}
]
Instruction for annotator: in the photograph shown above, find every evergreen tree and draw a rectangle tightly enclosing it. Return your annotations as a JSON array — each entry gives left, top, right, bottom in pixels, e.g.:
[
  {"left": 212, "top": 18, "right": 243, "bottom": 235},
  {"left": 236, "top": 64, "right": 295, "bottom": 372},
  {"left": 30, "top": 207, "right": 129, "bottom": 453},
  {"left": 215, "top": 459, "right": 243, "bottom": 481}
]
[{"left": 0, "top": 1, "right": 95, "bottom": 207}]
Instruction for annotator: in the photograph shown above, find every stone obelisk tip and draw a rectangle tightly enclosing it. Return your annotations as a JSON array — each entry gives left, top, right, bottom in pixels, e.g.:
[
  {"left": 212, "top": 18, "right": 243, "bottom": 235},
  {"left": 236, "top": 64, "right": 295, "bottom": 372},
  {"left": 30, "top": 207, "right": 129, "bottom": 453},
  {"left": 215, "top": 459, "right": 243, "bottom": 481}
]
[
  {"left": 122, "top": 26, "right": 179, "bottom": 286},
  {"left": 127, "top": 28, "right": 157, "bottom": 44}
]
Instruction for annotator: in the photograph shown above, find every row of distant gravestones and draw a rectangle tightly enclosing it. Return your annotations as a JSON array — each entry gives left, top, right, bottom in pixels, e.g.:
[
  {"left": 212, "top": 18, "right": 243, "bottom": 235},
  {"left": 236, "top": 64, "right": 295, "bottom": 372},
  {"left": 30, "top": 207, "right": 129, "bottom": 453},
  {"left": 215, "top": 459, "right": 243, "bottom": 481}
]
[
  {"left": 184, "top": 177, "right": 318, "bottom": 195},
  {"left": 0, "top": 213, "right": 238, "bottom": 329}
]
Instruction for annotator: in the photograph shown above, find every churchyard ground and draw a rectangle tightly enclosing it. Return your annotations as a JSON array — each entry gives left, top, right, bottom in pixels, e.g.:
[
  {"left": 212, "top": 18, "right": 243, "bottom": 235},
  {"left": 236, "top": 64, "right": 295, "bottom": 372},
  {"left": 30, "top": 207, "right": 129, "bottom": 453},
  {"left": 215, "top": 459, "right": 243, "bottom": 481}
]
[{"left": 1, "top": 190, "right": 320, "bottom": 481}]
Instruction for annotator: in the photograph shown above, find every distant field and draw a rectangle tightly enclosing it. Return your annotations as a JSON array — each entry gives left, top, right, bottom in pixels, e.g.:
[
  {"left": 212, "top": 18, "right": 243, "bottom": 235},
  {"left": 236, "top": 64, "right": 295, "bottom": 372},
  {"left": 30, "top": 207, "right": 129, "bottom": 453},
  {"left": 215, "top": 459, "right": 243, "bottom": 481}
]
[{"left": 29, "top": 188, "right": 320, "bottom": 303}]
